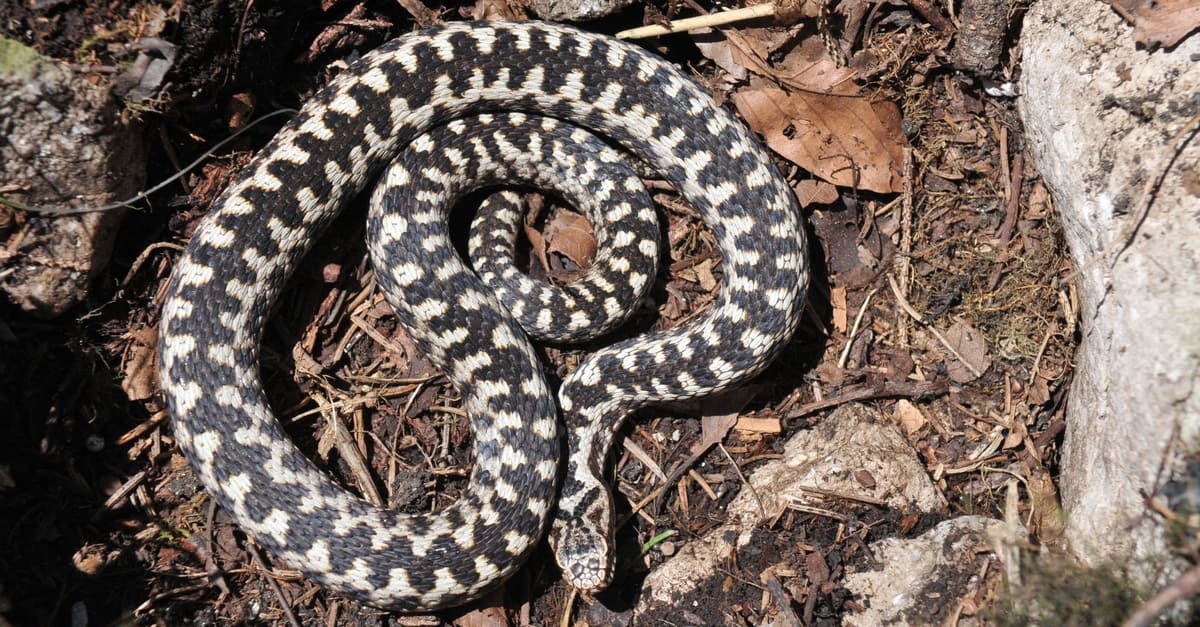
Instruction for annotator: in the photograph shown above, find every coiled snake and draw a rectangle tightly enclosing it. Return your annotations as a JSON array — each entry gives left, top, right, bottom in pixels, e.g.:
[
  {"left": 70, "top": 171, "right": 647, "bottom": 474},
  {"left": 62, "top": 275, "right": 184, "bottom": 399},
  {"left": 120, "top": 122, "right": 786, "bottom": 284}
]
[{"left": 159, "top": 20, "right": 809, "bottom": 610}]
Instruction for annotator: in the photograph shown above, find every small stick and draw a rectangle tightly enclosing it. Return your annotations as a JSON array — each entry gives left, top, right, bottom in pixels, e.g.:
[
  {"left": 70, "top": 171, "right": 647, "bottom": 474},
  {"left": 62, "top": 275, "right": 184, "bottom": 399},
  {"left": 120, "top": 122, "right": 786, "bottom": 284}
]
[
  {"left": 246, "top": 542, "right": 303, "bottom": 627},
  {"left": 1, "top": 109, "right": 297, "bottom": 216},
  {"left": 1122, "top": 563, "right": 1200, "bottom": 627},
  {"left": 617, "top": 4, "right": 775, "bottom": 39},
  {"left": 887, "top": 274, "right": 983, "bottom": 379}
]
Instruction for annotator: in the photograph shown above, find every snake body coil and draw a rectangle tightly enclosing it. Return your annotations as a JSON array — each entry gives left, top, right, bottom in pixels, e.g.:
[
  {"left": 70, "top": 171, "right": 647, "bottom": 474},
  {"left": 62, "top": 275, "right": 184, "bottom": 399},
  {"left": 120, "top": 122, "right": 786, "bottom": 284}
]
[{"left": 159, "top": 21, "right": 809, "bottom": 610}]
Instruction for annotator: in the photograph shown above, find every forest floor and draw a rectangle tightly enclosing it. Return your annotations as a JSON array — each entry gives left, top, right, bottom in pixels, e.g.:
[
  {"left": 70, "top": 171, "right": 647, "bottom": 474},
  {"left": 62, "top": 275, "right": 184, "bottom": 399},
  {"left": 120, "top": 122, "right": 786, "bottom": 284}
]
[{"left": 0, "top": 1, "right": 1078, "bottom": 625}]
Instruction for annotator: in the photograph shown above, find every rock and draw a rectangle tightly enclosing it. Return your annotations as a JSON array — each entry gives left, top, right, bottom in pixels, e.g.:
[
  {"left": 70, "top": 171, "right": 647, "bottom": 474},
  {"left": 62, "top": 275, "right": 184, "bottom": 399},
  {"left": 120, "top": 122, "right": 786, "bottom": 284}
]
[
  {"left": 0, "top": 38, "right": 145, "bottom": 317},
  {"left": 842, "top": 516, "right": 1007, "bottom": 627},
  {"left": 635, "top": 404, "right": 948, "bottom": 621},
  {"left": 1019, "top": 0, "right": 1200, "bottom": 587},
  {"left": 526, "top": 0, "right": 639, "bottom": 23}
]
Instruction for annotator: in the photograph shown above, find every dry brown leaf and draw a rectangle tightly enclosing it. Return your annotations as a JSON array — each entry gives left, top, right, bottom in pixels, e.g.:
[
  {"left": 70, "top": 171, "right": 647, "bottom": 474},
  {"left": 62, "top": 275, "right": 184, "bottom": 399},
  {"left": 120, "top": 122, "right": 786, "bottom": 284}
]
[
  {"left": 679, "top": 258, "right": 719, "bottom": 291},
  {"left": 545, "top": 209, "right": 595, "bottom": 269},
  {"left": 1026, "top": 467, "right": 1066, "bottom": 543},
  {"left": 691, "top": 30, "right": 749, "bottom": 80},
  {"left": 940, "top": 320, "right": 992, "bottom": 383},
  {"left": 693, "top": 258, "right": 718, "bottom": 291},
  {"left": 715, "top": 27, "right": 800, "bottom": 81},
  {"left": 830, "top": 286, "right": 848, "bottom": 333},
  {"left": 1110, "top": 0, "right": 1200, "bottom": 47},
  {"left": 806, "top": 550, "right": 831, "bottom": 584},
  {"left": 731, "top": 85, "right": 906, "bottom": 193},
  {"left": 734, "top": 416, "right": 782, "bottom": 434},
  {"left": 1027, "top": 373, "right": 1051, "bottom": 405},
  {"left": 893, "top": 399, "right": 927, "bottom": 436},
  {"left": 121, "top": 325, "right": 158, "bottom": 401},
  {"left": 814, "top": 361, "right": 844, "bottom": 385},
  {"left": 700, "top": 412, "right": 739, "bottom": 450},
  {"left": 793, "top": 178, "right": 840, "bottom": 207},
  {"left": 775, "top": 37, "right": 861, "bottom": 96}
]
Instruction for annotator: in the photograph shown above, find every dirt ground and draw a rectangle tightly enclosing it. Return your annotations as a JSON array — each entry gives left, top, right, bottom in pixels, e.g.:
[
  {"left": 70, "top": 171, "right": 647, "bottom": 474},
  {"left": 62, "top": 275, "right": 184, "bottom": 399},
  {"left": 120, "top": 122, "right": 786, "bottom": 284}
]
[{"left": 0, "top": 0, "right": 1076, "bottom": 625}]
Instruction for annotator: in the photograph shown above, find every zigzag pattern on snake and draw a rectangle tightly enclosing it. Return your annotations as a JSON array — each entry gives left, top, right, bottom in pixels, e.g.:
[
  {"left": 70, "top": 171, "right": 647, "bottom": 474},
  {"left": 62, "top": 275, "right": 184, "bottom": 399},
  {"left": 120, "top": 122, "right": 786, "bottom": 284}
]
[{"left": 158, "top": 20, "right": 809, "bottom": 611}]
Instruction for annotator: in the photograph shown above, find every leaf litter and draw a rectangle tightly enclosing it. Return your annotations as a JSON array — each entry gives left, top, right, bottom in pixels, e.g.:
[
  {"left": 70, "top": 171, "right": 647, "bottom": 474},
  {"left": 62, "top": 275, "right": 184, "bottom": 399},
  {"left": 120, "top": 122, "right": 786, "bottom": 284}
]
[{"left": 0, "top": 0, "right": 1085, "bottom": 625}]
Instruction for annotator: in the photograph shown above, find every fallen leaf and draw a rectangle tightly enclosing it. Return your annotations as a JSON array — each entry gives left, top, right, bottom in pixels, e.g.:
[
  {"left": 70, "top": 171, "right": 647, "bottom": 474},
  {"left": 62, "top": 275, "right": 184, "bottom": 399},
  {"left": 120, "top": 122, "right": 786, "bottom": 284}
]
[
  {"left": 830, "top": 286, "right": 848, "bottom": 333},
  {"left": 731, "top": 85, "right": 907, "bottom": 193},
  {"left": 893, "top": 399, "right": 927, "bottom": 436},
  {"left": 793, "top": 178, "right": 840, "bottom": 207},
  {"left": 452, "top": 595, "right": 509, "bottom": 626},
  {"left": 545, "top": 209, "right": 596, "bottom": 269},
  {"left": 121, "top": 325, "right": 158, "bottom": 401},
  {"left": 1026, "top": 467, "right": 1066, "bottom": 543},
  {"left": 678, "top": 258, "right": 719, "bottom": 292},
  {"left": 691, "top": 29, "right": 749, "bottom": 81},
  {"left": 775, "top": 37, "right": 861, "bottom": 96},
  {"left": 1110, "top": 0, "right": 1200, "bottom": 47},
  {"left": 700, "top": 412, "right": 738, "bottom": 450},
  {"left": 940, "top": 320, "right": 992, "bottom": 383},
  {"left": 734, "top": 416, "right": 782, "bottom": 434},
  {"left": 1027, "top": 374, "right": 1051, "bottom": 405},
  {"left": 814, "top": 361, "right": 845, "bottom": 385},
  {"left": 806, "top": 550, "right": 831, "bottom": 584}
]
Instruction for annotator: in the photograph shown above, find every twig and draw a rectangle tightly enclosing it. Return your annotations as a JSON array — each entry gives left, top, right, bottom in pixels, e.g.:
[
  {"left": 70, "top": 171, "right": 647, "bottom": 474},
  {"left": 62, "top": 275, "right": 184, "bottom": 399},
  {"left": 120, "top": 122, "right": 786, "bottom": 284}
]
[
  {"left": 1109, "top": 111, "right": 1200, "bottom": 270},
  {"left": 317, "top": 394, "right": 384, "bottom": 507},
  {"left": 1122, "top": 563, "right": 1200, "bottom": 627},
  {"left": 837, "top": 287, "right": 878, "bottom": 368},
  {"left": 886, "top": 274, "right": 983, "bottom": 379},
  {"left": 0, "top": 109, "right": 297, "bottom": 216},
  {"left": 100, "top": 471, "right": 147, "bottom": 511},
  {"left": 762, "top": 571, "right": 803, "bottom": 627},
  {"left": 246, "top": 541, "right": 303, "bottom": 627},
  {"left": 720, "top": 443, "right": 766, "bottom": 520},
  {"left": 897, "top": 146, "right": 915, "bottom": 347},
  {"left": 782, "top": 380, "right": 947, "bottom": 419},
  {"left": 560, "top": 587, "right": 577, "bottom": 627},
  {"left": 117, "top": 410, "right": 168, "bottom": 446},
  {"left": 617, "top": 4, "right": 775, "bottom": 39}
]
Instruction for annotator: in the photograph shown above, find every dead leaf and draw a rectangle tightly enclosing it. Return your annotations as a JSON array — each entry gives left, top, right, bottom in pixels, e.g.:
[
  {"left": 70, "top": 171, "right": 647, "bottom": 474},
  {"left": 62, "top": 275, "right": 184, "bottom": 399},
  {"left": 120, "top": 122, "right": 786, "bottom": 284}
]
[
  {"left": 940, "top": 320, "right": 992, "bottom": 383},
  {"left": 1027, "top": 374, "right": 1051, "bottom": 405},
  {"left": 775, "top": 37, "right": 861, "bottom": 96},
  {"left": 734, "top": 416, "right": 782, "bottom": 434},
  {"left": 1110, "top": 0, "right": 1200, "bottom": 47},
  {"left": 731, "top": 85, "right": 907, "bottom": 193},
  {"left": 712, "top": 27, "right": 800, "bottom": 81},
  {"left": 691, "top": 29, "right": 749, "bottom": 81},
  {"left": 121, "top": 325, "right": 158, "bottom": 401},
  {"left": 805, "top": 550, "right": 831, "bottom": 584},
  {"left": 830, "top": 286, "right": 848, "bottom": 333},
  {"left": 1025, "top": 465, "right": 1066, "bottom": 543},
  {"left": 545, "top": 209, "right": 595, "bottom": 269},
  {"left": 452, "top": 596, "right": 510, "bottom": 626},
  {"left": 893, "top": 399, "right": 927, "bottom": 436},
  {"left": 793, "top": 178, "right": 840, "bottom": 207},
  {"left": 678, "top": 258, "right": 719, "bottom": 291},
  {"left": 700, "top": 412, "right": 738, "bottom": 450},
  {"left": 814, "top": 361, "right": 845, "bottom": 385}
]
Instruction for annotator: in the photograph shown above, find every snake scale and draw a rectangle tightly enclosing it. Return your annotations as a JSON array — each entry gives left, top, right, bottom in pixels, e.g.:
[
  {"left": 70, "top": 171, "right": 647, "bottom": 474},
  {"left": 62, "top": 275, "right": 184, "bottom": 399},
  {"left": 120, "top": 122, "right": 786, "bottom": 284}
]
[{"left": 159, "top": 20, "right": 809, "bottom": 610}]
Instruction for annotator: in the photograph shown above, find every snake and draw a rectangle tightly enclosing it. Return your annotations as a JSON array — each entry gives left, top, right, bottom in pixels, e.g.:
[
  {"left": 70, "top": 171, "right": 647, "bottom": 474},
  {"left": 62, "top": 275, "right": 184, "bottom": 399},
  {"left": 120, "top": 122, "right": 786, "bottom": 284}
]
[{"left": 158, "top": 20, "right": 809, "bottom": 611}]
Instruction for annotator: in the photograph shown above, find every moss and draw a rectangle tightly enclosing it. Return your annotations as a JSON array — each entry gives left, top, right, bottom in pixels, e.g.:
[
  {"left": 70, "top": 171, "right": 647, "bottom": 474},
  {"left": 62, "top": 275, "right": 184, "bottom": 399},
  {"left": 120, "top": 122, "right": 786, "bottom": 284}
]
[
  {"left": 0, "top": 37, "right": 45, "bottom": 78},
  {"left": 993, "top": 555, "right": 1147, "bottom": 627}
]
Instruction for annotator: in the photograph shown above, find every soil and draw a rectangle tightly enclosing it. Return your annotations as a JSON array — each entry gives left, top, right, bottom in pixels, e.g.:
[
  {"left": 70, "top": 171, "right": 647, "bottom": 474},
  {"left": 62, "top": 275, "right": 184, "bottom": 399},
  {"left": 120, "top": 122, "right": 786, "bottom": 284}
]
[{"left": 0, "top": 0, "right": 1074, "bottom": 625}]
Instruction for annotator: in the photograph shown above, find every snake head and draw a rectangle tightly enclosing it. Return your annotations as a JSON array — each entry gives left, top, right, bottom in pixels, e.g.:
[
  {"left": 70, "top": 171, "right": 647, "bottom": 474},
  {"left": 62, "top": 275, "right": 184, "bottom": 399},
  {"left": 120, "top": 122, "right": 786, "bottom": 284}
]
[
  {"left": 552, "top": 515, "right": 614, "bottom": 592},
  {"left": 550, "top": 479, "right": 617, "bottom": 593}
]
